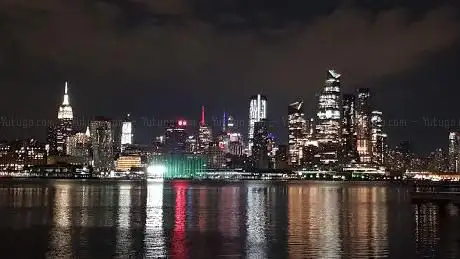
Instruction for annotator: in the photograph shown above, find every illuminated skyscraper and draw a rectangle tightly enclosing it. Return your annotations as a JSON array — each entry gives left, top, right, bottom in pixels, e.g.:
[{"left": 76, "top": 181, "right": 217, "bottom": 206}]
[
  {"left": 121, "top": 113, "right": 133, "bottom": 152},
  {"left": 342, "top": 94, "right": 358, "bottom": 164},
  {"left": 248, "top": 94, "right": 267, "bottom": 156},
  {"left": 165, "top": 120, "right": 188, "bottom": 154},
  {"left": 288, "top": 100, "right": 307, "bottom": 167},
  {"left": 56, "top": 82, "right": 73, "bottom": 155},
  {"left": 197, "top": 106, "right": 212, "bottom": 154},
  {"left": 356, "top": 88, "right": 372, "bottom": 163},
  {"left": 67, "top": 132, "right": 90, "bottom": 156},
  {"left": 206, "top": 141, "right": 226, "bottom": 169},
  {"left": 223, "top": 114, "right": 244, "bottom": 155},
  {"left": 315, "top": 70, "right": 342, "bottom": 167},
  {"left": 90, "top": 117, "right": 114, "bottom": 173},
  {"left": 448, "top": 132, "right": 460, "bottom": 172},
  {"left": 66, "top": 130, "right": 91, "bottom": 164},
  {"left": 371, "top": 111, "right": 387, "bottom": 165},
  {"left": 185, "top": 135, "right": 198, "bottom": 153},
  {"left": 46, "top": 126, "right": 57, "bottom": 156}
]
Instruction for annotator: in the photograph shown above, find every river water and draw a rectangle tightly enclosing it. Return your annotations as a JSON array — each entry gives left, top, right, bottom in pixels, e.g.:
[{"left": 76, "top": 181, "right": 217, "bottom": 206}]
[{"left": 0, "top": 180, "right": 459, "bottom": 258}]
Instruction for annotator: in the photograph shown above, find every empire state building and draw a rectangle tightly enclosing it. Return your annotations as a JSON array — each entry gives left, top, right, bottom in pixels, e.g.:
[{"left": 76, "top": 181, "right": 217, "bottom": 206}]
[{"left": 56, "top": 81, "right": 73, "bottom": 154}]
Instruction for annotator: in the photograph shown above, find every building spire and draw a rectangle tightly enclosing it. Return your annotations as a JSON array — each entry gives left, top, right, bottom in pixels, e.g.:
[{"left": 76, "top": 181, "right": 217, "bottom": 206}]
[
  {"left": 200, "top": 105, "right": 205, "bottom": 126},
  {"left": 62, "top": 81, "right": 70, "bottom": 106},
  {"left": 223, "top": 111, "right": 227, "bottom": 132}
]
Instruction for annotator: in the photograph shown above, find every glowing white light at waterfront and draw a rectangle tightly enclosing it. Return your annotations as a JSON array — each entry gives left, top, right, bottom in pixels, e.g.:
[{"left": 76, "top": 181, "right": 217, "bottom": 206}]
[{"left": 147, "top": 165, "right": 166, "bottom": 178}]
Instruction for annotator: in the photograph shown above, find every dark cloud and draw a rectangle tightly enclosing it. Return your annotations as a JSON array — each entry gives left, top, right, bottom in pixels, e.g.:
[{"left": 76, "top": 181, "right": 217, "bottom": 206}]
[{"left": 1, "top": 1, "right": 457, "bottom": 85}]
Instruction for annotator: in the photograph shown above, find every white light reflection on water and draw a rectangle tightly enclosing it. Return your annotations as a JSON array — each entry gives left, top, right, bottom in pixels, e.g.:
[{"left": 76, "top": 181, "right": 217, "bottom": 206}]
[
  {"left": 115, "top": 184, "right": 132, "bottom": 257},
  {"left": 46, "top": 183, "right": 72, "bottom": 259},
  {"left": 144, "top": 182, "right": 166, "bottom": 258},
  {"left": 245, "top": 184, "right": 268, "bottom": 259}
]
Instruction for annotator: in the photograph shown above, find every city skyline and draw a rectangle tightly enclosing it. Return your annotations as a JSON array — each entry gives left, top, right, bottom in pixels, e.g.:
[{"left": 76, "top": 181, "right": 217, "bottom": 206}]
[
  {"left": 1, "top": 1, "right": 460, "bottom": 154},
  {"left": 0, "top": 77, "right": 458, "bottom": 156}
]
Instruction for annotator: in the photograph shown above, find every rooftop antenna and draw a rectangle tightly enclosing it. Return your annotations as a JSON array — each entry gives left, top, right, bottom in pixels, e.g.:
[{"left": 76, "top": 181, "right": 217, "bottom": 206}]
[{"left": 200, "top": 105, "right": 205, "bottom": 126}]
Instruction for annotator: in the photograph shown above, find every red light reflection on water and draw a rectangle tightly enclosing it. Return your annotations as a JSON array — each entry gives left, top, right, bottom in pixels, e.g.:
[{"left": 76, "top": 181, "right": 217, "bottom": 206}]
[{"left": 171, "top": 181, "right": 188, "bottom": 259}]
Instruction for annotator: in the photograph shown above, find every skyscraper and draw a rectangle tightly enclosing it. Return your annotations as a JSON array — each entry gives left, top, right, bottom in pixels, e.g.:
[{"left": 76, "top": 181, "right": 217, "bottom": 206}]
[
  {"left": 448, "top": 132, "right": 460, "bottom": 172},
  {"left": 165, "top": 120, "right": 188, "bottom": 154},
  {"left": 197, "top": 106, "right": 212, "bottom": 154},
  {"left": 90, "top": 117, "right": 113, "bottom": 173},
  {"left": 121, "top": 113, "right": 133, "bottom": 152},
  {"left": 56, "top": 82, "right": 73, "bottom": 155},
  {"left": 274, "top": 144, "right": 288, "bottom": 169},
  {"left": 288, "top": 100, "right": 307, "bottom": 167},
  {"left": 252, "top": 119, "right": 270, "bottom": 169},
  {"left": 371, "top": 111, "right": 387, "bottom": 165},
  {"left": 356, "top": 88, "right": 372, "bottom": 163},
  {"left": 248, "top": 94, "right": 267, "bottom": 156},
  {"left": 315, "top": 70, "right": 342, "bottom": 167},
  {"left": 66, "top": 131, "right": 90, "bottom": 163},
  {"left": 342, "top": 94, "right": 358, "bottom": 164},
  {"left": 224, "top": 114, "right": 244, "bottom": 156}
]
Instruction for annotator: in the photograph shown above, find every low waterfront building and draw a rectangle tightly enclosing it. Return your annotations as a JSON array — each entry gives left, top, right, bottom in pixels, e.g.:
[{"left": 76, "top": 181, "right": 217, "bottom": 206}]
[
  {"left": 149, "top": 154, "right": 206, "bottom": 179},
  {"left": 26, "top": 164, "right": 91, "bottom": 178},
  {"left": 116, "top": 155, "right": 142, "bottom": 172}
]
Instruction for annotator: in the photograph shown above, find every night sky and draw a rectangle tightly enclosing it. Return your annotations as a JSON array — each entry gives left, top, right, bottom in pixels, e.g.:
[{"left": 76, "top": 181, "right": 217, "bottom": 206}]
[{"left": 1, "top": 0, "right": 459, "bottom": 154}]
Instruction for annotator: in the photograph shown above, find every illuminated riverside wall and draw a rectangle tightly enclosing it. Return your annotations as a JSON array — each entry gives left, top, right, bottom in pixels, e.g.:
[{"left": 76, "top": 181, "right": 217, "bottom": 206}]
[{"left": 151, "top": 154, "right": 206, "bottom": 179}]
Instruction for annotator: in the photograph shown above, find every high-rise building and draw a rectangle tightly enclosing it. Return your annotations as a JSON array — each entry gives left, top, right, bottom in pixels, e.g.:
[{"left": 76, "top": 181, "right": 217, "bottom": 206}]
[
  {"left": 224, "top": 114, "right": 244, "bottom": 156},
  {"left": 0, "top": 139, "right": 47, "bottom": 172},
  {"left": 448, "top": 132, "right": 460, "bottom": 172},
  {"left": 56, "top": 82, "right": 73, "bottom": 155},
  {"left": 66, "top": 131, "right": 90, "bottom": 161},
  {"left": 302, "top": 141, "right": 320, "bottom": 169},
  {"left": 371, "top": 111, "right": 387, "bottom": 165},
  {"left": 197, "top": 106, "right": 212, "bottom": 154},
  {"left": 165, "top": 120, "right": 188, "bottom": 154},
  {"left": 315, "top": 70, "right": 342, "bottom": 167},
  {"left": 356, "top": 88, "right": 372, "bottom": 163},
  {"left": 185, "top": 135, "right": 198, "bottom": 153},
  {"left": 274, "top": 144, "right": 288, "bottom": 169},
  {"left": 248, "top": 94, "right": 267, "bottom": 156},
  {"left": 288, "top": 100, "right": 307, "bottom": 167},
  {"left": 342, "top": 94, "right": 358, "bottom": 164},
  {"left": 90, "top": 117, "right": 114, "bottom": 173},
  {"left": 252, "top": 119, "right": 269, "bottom": 169},
  {"left": 427, "top": 148, "right": 447, "bottom": 172},
  {"left": 46, "top": 125, "right": 57, "bottom": 156},
  {"left": 206, "top": 141, "right": 226, "bottom": 169},
  {"left": 121, "top": 113, "right": 133, "bottom": 152}
]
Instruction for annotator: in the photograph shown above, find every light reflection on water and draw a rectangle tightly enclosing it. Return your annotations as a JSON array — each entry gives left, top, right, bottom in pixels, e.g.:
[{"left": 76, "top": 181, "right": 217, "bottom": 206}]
[{"left": 0, "top": 180, "right": 459, "bottom": 258}]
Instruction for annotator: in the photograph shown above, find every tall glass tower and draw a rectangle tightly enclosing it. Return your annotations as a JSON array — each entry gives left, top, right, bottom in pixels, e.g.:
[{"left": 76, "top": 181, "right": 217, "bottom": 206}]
[
  {"left": 197, "top": 106, "right": 212, "bottom": 154},
  {"left": 90, "top": 117, "right": 113, "bottom": 173},
  {"left": 56, "top": 81, "right": 73, "bottom": 155},
  {"left": 121, "top": 113, "right": 133, "bottom": 152},
  {"left": 371, "top": 110, "right": 387, "bottom": 165},
  {"left": 342, "top": 94, "right": 358, "bottom": 164},
  {"left": 315, "top": 70, "right": 342, "bottom": 167},
  {"left": 248, "top": 94, "right": 267, "bottom": 156},
  {"left": 356, "top": 88, "right": 372, "bottom": 163},
  {"left": 288, "top": 100, "right": 307, "bottom": 166}
]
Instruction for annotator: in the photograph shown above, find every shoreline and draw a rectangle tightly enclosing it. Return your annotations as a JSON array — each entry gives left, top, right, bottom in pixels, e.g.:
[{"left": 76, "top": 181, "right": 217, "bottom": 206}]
[{"left": 1, "top": 177, "right": 458, "bottom": 187}]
